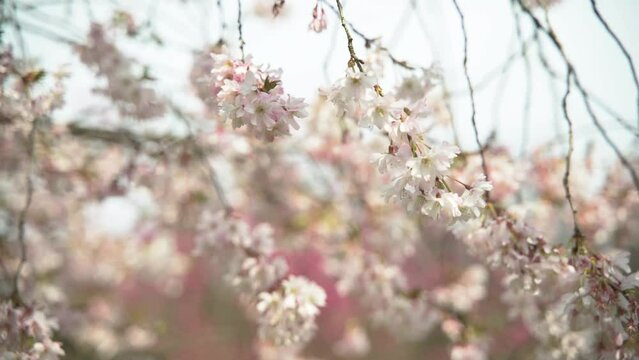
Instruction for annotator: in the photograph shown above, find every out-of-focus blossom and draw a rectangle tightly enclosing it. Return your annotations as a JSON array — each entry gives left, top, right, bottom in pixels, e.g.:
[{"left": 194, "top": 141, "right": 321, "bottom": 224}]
[
  {"left": 75, "top": 23, "right": 166, "bottom": 120},
  {"left": 256, "top": 276, "right": 326, "bottom": 346}
]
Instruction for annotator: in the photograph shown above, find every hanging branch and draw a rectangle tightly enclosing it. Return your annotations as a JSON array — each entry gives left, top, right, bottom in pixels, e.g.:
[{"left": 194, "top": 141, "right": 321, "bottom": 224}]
[
  {"left": 170, "top": 105, "right": 232, "bottom": 215},
  {"left": 450, "top": 0, "right": 490, "bottom": 189},
  {"left": 1, "top": 0, "right": 5, "bottom": 45},
  {"left": 236, "top": 0, "right": 245, "bottom": 60},
  {"left": 217, "top": 0, "right": 227, "bottom": 43},
  {"left": 516, "top": 0, "right": 639, "bottom": 191},
  {"left": 590, "top": 0, "right": 639, "bottom": 127},
  {"left": 534, "top": 31, "right": 639, "bottom": 137},
  {"left": 334, "top": 0, "right": 363, "bottom": 72},
  {"left": 410, "top": 0, "right": 465, "bottom": 147},
  {"left": 10, "top": 0, "right": 28, "bottom": 57},
  {"left": 512, "top": 3, "right": 533, "bottom": 157},
  {"left": 11, "top": 119, "right": 38, "bottom": 304},
  {"left": 560, "top": 70, "right": 583, "bottom": 252},
  {"left": 321, "top": 0, "right": 415, "bottom": 71},
  {"left": 322, "top": 14, "right": 340, "bottom": 84}
]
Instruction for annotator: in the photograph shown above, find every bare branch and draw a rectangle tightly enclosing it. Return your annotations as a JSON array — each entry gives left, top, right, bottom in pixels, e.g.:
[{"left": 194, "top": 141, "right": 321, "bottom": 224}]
[
  {"left": 11, "top": 119, "right": 38, "bottom": 304},
  {"left": 322, "top": 0, "right": 416, "bottom": 71},
  {"left": 334, "top": 0, "right": 363, "bottom": 72},
  {"left": 560, "top": 70, "right": 583, "bottom": 250},
  {"left": 450, "top": 0, "right": 490, "bottom": 190},
  {"left": 516, "top": 0, "right": 639, "bottom": 191},
  {"left": 170, "top": 105, "right": 232, "bottom": 215},
  {"left": 590, "top": 0, "right": 639, "bottom": 127},
  {"left": 236, "top": 0, "right": 245, "bottom": 60}
]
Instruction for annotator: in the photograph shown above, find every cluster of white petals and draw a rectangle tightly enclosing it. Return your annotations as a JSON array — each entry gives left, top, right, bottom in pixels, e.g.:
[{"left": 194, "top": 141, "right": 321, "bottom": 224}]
[
  {"left": 451, "top": 217, "right": 563, "bottom": 294},
  {"left": 453, "top": 215, "right": 639, "bottom": 358},
  {"left": 207, "top": 54, "right": 308, "bottom": 140},
  {"left": 326, "top": 69, "right": 492, "bottom": 223},
  {"left": 196, "top": 213, "right": 327, "bottom": 348},
  {"left": 0, "top": 301, "right": 65, "bottom": 359},
  {"left": 256, "top": 276, "right": 326, "bottom": 346}
]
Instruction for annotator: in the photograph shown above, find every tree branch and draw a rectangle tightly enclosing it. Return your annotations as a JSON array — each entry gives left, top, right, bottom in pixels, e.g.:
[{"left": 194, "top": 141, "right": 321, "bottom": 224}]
[
  {"left": 11, "top": 119, "right": 38, "bottom": 304},
  {"left": 590, "top": 0, "right": 639, "bottom": 127},
  {"left": 334, "top": 0, "right": 363, "bottom": 72},
  {"left": 236, "top": 0, "right": 245, "bottom": 60},
  {"left": 450, "top": 0, "right": 490, "bottom": 191},
  {"left": 560, "top": 70, "right": 583, "bottom": 250},
  {"left": 516, "top": 0, "right": 639, "bottom": 191}
]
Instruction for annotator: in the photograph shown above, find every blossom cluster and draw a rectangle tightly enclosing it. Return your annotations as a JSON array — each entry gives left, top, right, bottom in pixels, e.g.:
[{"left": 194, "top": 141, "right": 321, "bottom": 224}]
[
  {"left": 0, "top": 301, "right": 65, "bottom": 359},
  {"left": 325, "top": 64, "right": 639, "bottom": 357},
  {"left": 206, "top": 54, "right": 308, "bottom": 141},
  {"left": 325, "top": 69, "right": 492, "bottom": 223},
  {"left": 195, "top": 211, "right": 326, "bottom": 347},
  {"left": 453, "top": 214, "right": 639, "bottom": 358},
  {"left": 2, "top": 2, "right": 639, "bottom": 358},
  {"left": 75, "top": 23, "right": 166, "bottom": 120},
  {"left": 256, "top": 276, "right": 326, "bottom": 346},
  {"left": 195, "top": 211, "right": 288, "bottom": 299},
  {"left": 325, "top": 241, "right": 491, "bottom": 359}
]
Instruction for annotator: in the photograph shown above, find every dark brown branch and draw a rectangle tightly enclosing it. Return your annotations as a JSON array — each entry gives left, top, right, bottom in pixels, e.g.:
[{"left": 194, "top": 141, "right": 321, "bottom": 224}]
[
  {"left": 590, "top": 0, "right": 639, "bottom": 127},
  {"left": 578, "top": 84, "right": 639, "bottom": 190},
  {"left": 516, "top": 0, "right": 639, "bottom": 191},
  {"left": 534, "top": 35, "right": 638, "bottom": 136},
  {"left": 170, "top": 105, "right": 232, "bottom": 214},
  {"left": 322, "top": 0, "right": 415, "bottom": 71},
  {"left": 9, "top": 0, "right": 27, "bottom": 57},
  {"left": 334, "top": 0, "right": 363, "bottom": 72},
  {"left": 560, "top": 70, "right": 583, "bottom": 246},
  {"left": 217, "top": 0, "right": 227, "bottom": 41},
  {"left": 236, "top": 0, "right": 245, "bottom": 60},
  {"left": 450, "top": 0, "right": 490, "bottom": 189},
  {"left": 11, "top": 119, "right": 37, "bottom": 304},
  {"left": 0, "top": 0, "right": 6, "bottom": 46},
  {"left": 512, "top": 3, "right": 533, "bottom": 157}
]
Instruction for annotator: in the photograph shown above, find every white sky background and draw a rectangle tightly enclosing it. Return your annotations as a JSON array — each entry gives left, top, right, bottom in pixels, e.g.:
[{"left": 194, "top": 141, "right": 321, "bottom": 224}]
[{"left": 11, "top": 0, "right": 639, "bottom": 174}]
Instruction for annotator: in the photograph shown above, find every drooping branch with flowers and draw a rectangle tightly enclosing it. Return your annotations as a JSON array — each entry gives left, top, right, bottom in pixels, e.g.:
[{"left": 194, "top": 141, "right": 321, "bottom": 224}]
[{"left": 1, "top": 0, "right": 638, "bottom": 359}]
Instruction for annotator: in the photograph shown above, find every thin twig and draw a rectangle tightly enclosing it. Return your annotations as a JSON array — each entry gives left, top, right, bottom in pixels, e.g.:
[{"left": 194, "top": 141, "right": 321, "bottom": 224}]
[
  {"left": 578, "top": 84, "right": 639, "bottom": 190},
  {"left": 322, "top": 0, "right": 415, "bottom": 71},
  {"left": 10, "top": 0, "right": 28, "bottom": 57},
  {"left": 236, "top": 0, "right": 245, "bottom": 60},
  {"left": 334, "top": 0, "right": 363, "bottom": 72},
  {"left": 560, "top": 69, "right": 582, "bottom": 244},
  {"left": 512, "top": 2, "right": 533, "bottom": 157},
  {"left": 11, "top": 119, "right": 38, "bottom": 304},
  {"left": 450, "top": 0, "right": 490, "bottom": 187},
  {"left": 516, "top": 0, "right": 639, "bottom": 191},
  {"left": 170, "top": 105, "right": 232, "bottom": 214},
  {"left": 217, "top": 0, "right": 227, "bottom": 42},
  {"left": 534, "top": 32, "right": 638, "bottom": 136},
  {"left": 1, "top": 0, "right": 6, "bottom": 45},
  {"left": 322, "top": 14, "right": 340, "bottom": 84},
  {"left": 590, "top": 0, "right": 639, "bottom": 127},
  {"left": 411, "top": 0, "right": 462, "bottom": 147}
]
